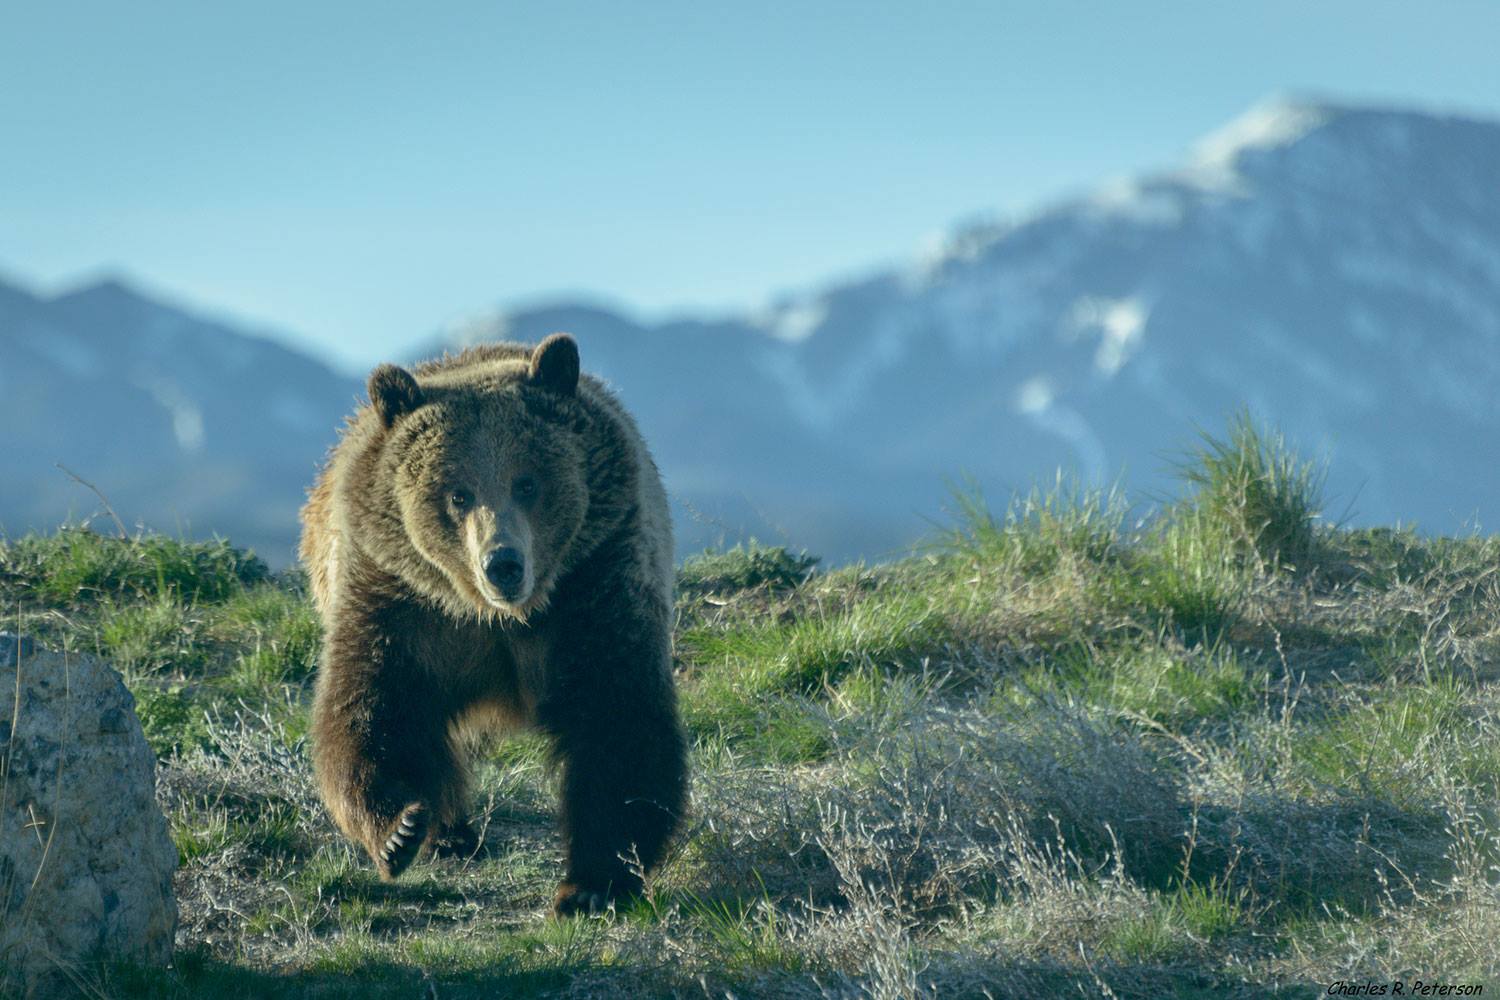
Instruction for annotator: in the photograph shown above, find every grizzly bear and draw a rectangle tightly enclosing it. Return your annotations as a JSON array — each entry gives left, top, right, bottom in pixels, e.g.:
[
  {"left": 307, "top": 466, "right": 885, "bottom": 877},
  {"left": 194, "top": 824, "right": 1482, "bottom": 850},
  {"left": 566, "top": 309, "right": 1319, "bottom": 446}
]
[{"left": 300, "top": 334, "right": 687, "bottom": 916}]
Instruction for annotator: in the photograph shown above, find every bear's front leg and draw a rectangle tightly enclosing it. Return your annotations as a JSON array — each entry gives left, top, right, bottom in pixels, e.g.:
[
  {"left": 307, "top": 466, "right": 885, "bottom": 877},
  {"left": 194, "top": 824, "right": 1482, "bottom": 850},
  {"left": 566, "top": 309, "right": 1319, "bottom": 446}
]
[
  {"left": 548, "top": 709, "right": 687, "bottom": 915},
  {"left": 538, "top": 615, "right": 688, "bottom": 916},
  {"left": 311, "top": 600, "right": 467, "bottom": 879}
]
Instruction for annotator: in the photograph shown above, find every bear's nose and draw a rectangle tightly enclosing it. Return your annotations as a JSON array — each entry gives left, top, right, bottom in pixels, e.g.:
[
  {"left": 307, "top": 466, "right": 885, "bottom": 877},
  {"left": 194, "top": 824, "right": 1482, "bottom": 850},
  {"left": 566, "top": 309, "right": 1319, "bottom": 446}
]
[{"left": 484, "top": 547, "right": 525, "bottom": 596}]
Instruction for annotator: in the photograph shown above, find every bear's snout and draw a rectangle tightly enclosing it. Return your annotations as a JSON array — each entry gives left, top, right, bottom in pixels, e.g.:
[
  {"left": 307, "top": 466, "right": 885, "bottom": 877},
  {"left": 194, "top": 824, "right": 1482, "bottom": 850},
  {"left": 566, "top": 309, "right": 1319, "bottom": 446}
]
[{"left": 484, "top": 546, "right": 526, "bottom": 598}]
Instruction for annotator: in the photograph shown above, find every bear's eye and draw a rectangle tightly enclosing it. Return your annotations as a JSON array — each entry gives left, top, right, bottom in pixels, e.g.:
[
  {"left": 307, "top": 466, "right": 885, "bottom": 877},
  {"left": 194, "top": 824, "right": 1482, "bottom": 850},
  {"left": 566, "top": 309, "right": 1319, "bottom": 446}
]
[
  {"left": 512, "top": 475, "right": 538, "bottom": 502},
  {"left": 449, "top": 488, "right": 473, "bottom": 511}
]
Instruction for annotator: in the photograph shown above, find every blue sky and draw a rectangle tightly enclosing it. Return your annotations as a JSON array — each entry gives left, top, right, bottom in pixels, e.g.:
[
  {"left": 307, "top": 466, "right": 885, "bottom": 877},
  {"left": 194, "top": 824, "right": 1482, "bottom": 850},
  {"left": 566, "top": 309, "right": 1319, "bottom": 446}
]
[{"left": 3, "top": 1, "right": 1498, "bottom": 372}]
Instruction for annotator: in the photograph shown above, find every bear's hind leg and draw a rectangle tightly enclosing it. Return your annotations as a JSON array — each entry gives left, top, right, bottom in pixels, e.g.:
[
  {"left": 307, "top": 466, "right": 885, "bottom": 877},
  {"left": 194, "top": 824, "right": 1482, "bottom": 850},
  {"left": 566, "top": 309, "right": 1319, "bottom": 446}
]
[{"left": 431, "top": 817, "right": 481, "bottom": 859}]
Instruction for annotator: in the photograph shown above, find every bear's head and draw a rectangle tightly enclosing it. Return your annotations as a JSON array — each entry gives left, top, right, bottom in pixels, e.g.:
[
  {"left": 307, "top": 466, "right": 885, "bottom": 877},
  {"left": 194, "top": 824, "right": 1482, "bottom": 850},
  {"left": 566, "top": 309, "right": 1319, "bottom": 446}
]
[{"left": 363, "top": 334, "right": 590, "bottom": 621}]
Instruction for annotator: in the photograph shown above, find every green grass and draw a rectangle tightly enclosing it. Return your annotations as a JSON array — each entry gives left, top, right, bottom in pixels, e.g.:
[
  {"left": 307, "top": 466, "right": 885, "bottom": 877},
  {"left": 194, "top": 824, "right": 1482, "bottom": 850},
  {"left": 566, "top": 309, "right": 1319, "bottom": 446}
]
[
  {"left": 1009, "top": 636, "right": 1261, "bottom": 733},
  {"left": 1288, "top": 679, "right": 1500, "bottom": 801},
  {"left": 678, "top": 540, "right": 819, "bottom": 597},
  {"left": 1, "top": 527, "right": 266, "bottom": 605},
  {"left": 1099, "top": 880, "right": 1250, "bottom": 963},
  {"left": 937, "top": 473, "right": 1125, "bottom": 575},
  {"left": 6, "top": 414, "right": 1499, "bottom": 998},
  {"left": 680, "top": 587, "right": 958, "bottom": 761},
  {"left": 132, "top": 683, "right": 214, "bottom": 756},
  {"left": 213, "top": 583, "right": 322, "bottom": 684},
  {"left": 1127, "top": 506, "right": 1248, "bottom": 641},
  {"left": 96, "top": 592, "right": 217, "bottom": 675},
  {"left": 1173, "top": 409, "right": 1326, "bottom": 572},
  {"left": 686, "top": 591, "right": 951, "bottom": 698}
]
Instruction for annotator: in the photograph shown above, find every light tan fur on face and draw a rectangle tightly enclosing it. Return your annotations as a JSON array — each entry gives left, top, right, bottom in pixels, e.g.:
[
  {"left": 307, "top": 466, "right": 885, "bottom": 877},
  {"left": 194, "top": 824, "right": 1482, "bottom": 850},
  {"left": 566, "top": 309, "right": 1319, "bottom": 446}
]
[
  {"left": 307, "top": 343, "right": 599, "bottom": 630},
  {"left": 460, "top": 503, "right": 536, "bottom": 615}
]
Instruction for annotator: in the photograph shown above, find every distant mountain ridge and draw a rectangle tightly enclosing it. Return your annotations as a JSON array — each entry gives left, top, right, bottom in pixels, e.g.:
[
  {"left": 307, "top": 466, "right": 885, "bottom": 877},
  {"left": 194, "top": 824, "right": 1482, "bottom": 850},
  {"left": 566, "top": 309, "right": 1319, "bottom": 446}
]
[
  {"left": 0, "top": 276, "right": 359, "bottom": 563},
  {"left": 6, "top": 98, "right": 1500, "bottom": 564},
  {"left": 430, "top": 98, "right": 1500, "bottom": 558}
]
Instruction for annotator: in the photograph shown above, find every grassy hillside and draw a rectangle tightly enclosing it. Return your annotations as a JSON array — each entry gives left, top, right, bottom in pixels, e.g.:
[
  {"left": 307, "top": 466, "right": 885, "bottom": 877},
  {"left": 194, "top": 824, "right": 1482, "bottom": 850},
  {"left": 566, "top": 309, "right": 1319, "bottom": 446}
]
[{"left": 3, "top": 419, "right": 1497, "bottom": 998}]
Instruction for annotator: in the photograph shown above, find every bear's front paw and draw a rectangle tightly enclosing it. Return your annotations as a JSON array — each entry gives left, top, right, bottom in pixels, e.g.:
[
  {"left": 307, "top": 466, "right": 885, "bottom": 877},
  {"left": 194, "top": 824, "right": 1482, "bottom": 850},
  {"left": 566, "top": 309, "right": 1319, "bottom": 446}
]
[{"left": 374, "top": 802, "right": 430, "bottom": 880}]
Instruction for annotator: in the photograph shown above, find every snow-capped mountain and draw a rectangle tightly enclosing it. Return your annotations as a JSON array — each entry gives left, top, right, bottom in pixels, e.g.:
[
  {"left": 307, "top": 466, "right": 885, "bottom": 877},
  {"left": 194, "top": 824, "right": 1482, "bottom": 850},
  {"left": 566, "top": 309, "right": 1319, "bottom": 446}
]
[
  {"left": 7, "top": 98, "right": 1499, "bottom": 565},
  {"left": 0, "top": 277, "right": 359, "bottom": 563},
  {"left": 432, "top": 99, "right": 1500, "bottom": 559}
]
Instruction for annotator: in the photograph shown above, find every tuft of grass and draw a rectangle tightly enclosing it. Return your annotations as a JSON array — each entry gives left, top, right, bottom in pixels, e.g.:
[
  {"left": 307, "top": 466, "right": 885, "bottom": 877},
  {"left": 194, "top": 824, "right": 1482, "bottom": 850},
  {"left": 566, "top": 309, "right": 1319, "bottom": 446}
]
[
  {"left": 96, "top": 593, "right": 216, "bottom": 676},
  {"left": 1100, "top": 642, "right": 1257, "bottom": 730},
  {"left": 172, "top": 800, "right": 306, "bottom": 865},
  {"left": 1173, "top": 410, "right": 1325, "bottom": 573},
  {"left": 1116, "top": 506, "right": 1246, "bottom": 642},
  {"left": 1168, "top": 879, "right": 1249, "bottom": 942},
  {"left": 210, "top": 585, "right": 322, "bottom": 685},
  {"left": 171, "top": 808, "right": 232, "bottom": 863},
  {"left": 685, "top": 592, "right": 950, "bottom": 698},
  {"left": 678, "top": 894, "right": 808, "bottom": 974},
  {"left": 1100, "top": 880, "right": 1249, "bottom": 962},
  {"left": 1287, "top": 679, "right": 1496, "bottom": 802},
  {"left": 678, "top": 540, "right": 819, "bottom": 597},
  {"left": 134, "top": 684, "right": 212, "bottom": 757},
  {"left": 1013, "top": 636, "right": 1259, "bottom": 733},
  {"left": 939, "top": 474, "right": 1125, "bottom": 576},
  {"left": 1, "top": 526, "right": 266, "bottom": 605},
  {"left": 681, "top": 590, "right": 954, "bottom": 761}
]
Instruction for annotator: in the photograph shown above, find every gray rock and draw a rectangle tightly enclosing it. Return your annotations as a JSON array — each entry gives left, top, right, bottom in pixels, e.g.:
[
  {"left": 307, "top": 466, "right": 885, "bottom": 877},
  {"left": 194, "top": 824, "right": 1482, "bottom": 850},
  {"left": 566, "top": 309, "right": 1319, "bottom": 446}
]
[
  {"left": 0, "top": 638, "right": 177, "bottom": 994},
  {"left": 0, "top": 632, "right": 36, "bottom": 664}
]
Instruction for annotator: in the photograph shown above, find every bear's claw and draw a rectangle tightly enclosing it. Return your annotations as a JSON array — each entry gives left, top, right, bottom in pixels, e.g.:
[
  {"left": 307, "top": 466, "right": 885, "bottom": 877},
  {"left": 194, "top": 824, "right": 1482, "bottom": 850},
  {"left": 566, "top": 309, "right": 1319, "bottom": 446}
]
[
  {"left": 552, "top": 881, "right": 633, "bottom": 918},
  {"left": 431, "top": 818, "right": 481, "bottom": 859},
  {"left": 376, "top": 802, "right": 430, "bottom": 879}
]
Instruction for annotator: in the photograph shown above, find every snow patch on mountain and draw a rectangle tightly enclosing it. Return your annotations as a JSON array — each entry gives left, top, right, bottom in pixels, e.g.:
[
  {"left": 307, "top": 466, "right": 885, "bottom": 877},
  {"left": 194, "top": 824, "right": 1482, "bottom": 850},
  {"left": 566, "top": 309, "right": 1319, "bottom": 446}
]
[
  {"left": 1186, "top": 98, "right": 1334, "bottom": 190},
  {"left": 761, "top": 300, "right": 827, "bottom": 343},
  {"left": 1087, "top": 180, "right": 1187, "bottom": 227},
  {"left": 133, "top": 371, "right": 206, "bottom": 452},
  {"left": 1014, "top": 378, "right": 1107, "bottom": 484},
  {"left": 1014, "top": 375, "right": 1055, "bottom": 415},
  {"left": 441, "top": 309, "right": 512, "bottom": 350},
  {"left": 1067, "top": 296, "right": 1149, "bottom": 377},
  {"left": 757, "top": 309, "right": 914, "bottom": 428},
  {"left": 0, "top": 276, "right": 359, "bottom": 564}
]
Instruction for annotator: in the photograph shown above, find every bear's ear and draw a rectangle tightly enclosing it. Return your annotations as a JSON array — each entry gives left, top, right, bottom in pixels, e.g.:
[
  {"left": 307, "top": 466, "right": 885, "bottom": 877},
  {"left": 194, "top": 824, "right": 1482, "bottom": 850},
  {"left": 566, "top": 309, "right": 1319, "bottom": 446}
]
[
  {"left": 528, "top": 333, "right": 580, "bottom": 396},
  {"left": 367, "top": 364, "right": 424, "bottom": 428}
]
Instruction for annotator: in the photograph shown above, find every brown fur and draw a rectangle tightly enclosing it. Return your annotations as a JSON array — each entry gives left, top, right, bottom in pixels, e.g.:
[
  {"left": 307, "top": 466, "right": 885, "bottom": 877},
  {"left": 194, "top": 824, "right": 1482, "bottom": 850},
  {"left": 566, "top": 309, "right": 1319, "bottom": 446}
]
[{"left": 301, "top": 334, "right": 686, "bottom": 915}]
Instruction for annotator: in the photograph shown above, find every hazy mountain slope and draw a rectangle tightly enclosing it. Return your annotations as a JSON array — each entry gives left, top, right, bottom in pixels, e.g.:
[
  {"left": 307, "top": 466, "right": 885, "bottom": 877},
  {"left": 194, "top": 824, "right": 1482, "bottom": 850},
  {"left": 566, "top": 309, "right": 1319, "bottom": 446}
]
[
  {"left": 0, "top": 278, "right": 359, "bottom": 563},
  {"left": 434, "top": 100, "right": 1500, "bottom": 559},
  {"left": 7, "top": 98, "right": 1498, "bottom": 565}
]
